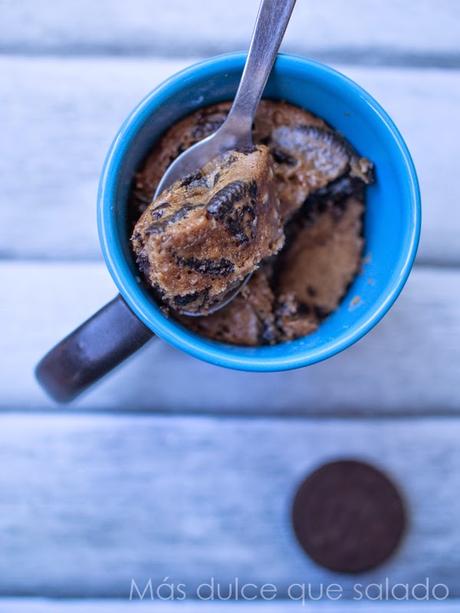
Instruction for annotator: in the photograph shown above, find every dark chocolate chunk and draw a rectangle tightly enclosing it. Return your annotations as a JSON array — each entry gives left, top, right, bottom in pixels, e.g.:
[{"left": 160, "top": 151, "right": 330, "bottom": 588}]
[
  {"left": 259, "top": 321, "right": 278, "bottom": 344},
  {"left": 313, "top": 305, "right": 329, "bottom": 320},
  {"left": 135, "top": 251, "right": 150, "bottom": 275},
  {"left": 236, "top": 145, "right": 258, "bottom": 155},
  {"left": 180, "top": 171, "right": 204, "bottom": 188},
  {"left": 274, "top": 299, "right": 292, "bottom": 318},
  {"left": 176, "top": 256, "right": 235, "bottom": 277},
  {"left": 192, "top": 119, "right": 225, "bottom": 141},
  {"left": 271, "top": 147, "right": 297, "bottom": 166},
  {"left": 305, "top": 175, "right": 363, "bottom": 207},
  {"left": 170, "top": 144, "right": 185, "bottom": 161},
  {"left": 225, "top": 204, "right": 257, "bottom": 245},
  {"left": 248, "top": 180, "right": 258, "bottom": 199},
  {"left": 173, "top": 289, "right": 209, "bottom": 307},
  {"left": 297, "top": 302, "right": 312, "bottom": 316},
  {"left": 146, "top": 203, "right": 203, "bottom": 235},
  {"left": 151, "top": 202, "right": 171, "bottom": 221},
  {"left": 292, "top": 460, "right": 406, "bottom": 573},
  {"left": 207, "top": 181, "right": 248, "bottom": 218},
  {"left": 207, "top": 180, "right": 258, "bottom": 244},
  {"left": 298, "top": 176, "right": 364, "bottom": 226}
]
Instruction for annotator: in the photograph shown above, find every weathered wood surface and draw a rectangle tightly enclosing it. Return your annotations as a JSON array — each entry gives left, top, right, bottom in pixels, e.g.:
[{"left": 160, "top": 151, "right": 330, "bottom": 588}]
[
  {"left": 2, "top": 1, "right": 460, "bottom": 606},
  {"left": 1, "top": 261, "right": 458, "bottom": 414},
  {"left": 1, "top": 0, "right": 459, "bottom": 67},
  {"left": 1, "top": 56, "right": 459, "bottom": 264},
  {"left": 0, "top": 600, "right": 458, "bottom": 612},
  {"left": 0, "top": 414, "right": 458, "bottom": 597}
]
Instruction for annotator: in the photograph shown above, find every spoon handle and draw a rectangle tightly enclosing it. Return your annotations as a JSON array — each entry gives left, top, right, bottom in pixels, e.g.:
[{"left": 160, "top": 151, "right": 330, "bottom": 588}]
[{"left": 224, "top": 0, "right": 297, "bottom": 146}]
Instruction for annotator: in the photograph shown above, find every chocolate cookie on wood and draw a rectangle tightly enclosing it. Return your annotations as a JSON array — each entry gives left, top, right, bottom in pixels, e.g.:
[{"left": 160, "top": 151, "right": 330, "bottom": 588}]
[{"left": 291, "top": 459, "right": 406, "bottom": 573}]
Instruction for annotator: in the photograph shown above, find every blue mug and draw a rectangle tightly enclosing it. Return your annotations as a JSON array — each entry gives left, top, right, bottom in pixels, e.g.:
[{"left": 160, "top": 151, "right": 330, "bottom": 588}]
[{"left": 36, "top": 53, "right": 421, "bottom": 402}]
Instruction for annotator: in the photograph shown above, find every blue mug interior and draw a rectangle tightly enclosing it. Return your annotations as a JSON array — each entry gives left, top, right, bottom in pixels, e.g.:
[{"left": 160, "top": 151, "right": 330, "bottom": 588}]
[{"left": 98, "top": 53, "right": 420, "bottom": 371}]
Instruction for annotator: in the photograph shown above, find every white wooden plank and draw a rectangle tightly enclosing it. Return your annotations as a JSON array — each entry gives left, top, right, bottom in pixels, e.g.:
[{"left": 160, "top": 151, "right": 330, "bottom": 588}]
[
  {"left": 0, "top": 414, "right": 459, "bottom": 597},
  {"left": 0, "top": 57, "right": 189, "bottom": 260},
  {"left": 0, "top": 599, "right": 458, "bottom": 612},
  {"left": 1, "top": 261, "right": 459, "bottom": 414},
  {"left": 1, "top": 0, "right": 459, "bottom": 63},
  {"left": 0, "top": 57, "right": 457, "bottom": 264}
]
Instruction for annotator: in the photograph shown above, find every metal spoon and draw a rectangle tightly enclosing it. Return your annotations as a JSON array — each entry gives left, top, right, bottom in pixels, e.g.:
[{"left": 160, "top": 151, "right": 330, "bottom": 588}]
[{"left": 154, "top": 0, "right": 297, "bottom": 316}]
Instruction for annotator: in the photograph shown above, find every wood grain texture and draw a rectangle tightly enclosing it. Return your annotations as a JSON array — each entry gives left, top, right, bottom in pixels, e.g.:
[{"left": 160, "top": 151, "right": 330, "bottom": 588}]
[
  {"left": 0, "top": 2, "right": 458, "bottom": 605},
  {"left": 0, "top": 413, "right": 459, "bottom": 597},
  {"left": 1, "top": 261, "right": 459, "bottom": 414},
  {"left": 1, "top": 0, "right": 459, "bottom": 66},
  {"left": 1, "top": 57, "right": 457, "bottom": 264},
  {"left": 0, "top": 600, "right": 458, "bottom": 612},
  {"left": 0, "top": 56, "right": 188, "bottom": 260}
]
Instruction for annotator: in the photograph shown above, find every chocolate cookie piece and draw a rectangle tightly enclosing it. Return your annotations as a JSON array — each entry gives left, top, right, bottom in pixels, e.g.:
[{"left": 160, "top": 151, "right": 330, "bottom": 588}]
[
  {"left": 291, "top": 460, "right": 406, "bottom": 573},
  {"left": 132, "top": 146, "right": 284, "bottom": 314},
  {"left": 253, "top": 101, "right": 373, "bottom": 221}
]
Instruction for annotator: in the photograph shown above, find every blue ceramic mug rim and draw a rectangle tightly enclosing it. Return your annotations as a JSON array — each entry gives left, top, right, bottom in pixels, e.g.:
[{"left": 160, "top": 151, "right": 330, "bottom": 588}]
[{"left": 97, "top": 52, "right": 421, "bottom": 372}]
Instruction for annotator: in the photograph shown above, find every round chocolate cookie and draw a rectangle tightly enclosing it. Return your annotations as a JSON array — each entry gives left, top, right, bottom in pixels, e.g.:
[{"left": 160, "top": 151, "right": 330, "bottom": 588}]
[{"left": 291, "top": 459, "right": 406, "bottom": 573}]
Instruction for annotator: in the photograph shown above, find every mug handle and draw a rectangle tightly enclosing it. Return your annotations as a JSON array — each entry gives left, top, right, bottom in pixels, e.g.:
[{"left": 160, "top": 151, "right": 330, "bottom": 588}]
[{"left": 35, "top": 295, "right": 153, "bottom": 403}]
